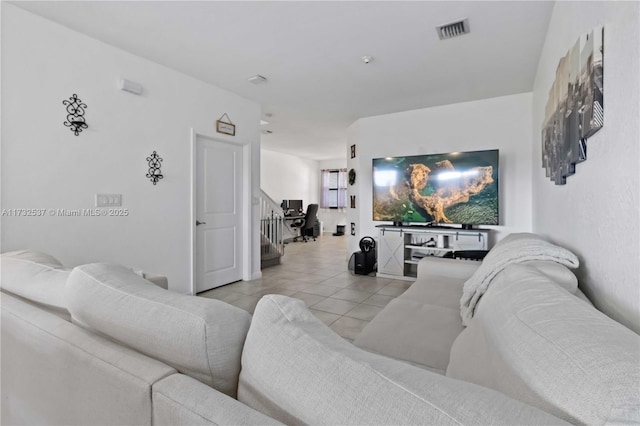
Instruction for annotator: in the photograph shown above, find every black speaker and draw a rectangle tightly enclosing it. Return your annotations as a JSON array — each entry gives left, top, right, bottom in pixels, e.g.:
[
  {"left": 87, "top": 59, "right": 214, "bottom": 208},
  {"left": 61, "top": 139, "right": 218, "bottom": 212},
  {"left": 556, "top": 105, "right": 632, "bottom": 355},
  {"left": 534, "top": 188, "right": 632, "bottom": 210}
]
[{"left": 353, "top": 250, "right": 376, "bottom": 275}]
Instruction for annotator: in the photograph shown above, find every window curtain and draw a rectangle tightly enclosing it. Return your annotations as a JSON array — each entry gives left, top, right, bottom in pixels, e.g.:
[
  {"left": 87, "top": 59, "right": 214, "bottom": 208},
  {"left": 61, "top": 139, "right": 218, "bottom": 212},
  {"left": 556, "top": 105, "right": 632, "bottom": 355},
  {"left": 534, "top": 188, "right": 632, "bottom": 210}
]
[
  {"left": 321, "top": 170, "right": 332, "bottom": 208},
  {"left": 337, "top": 168, "right": 347, "bottom": 208}
]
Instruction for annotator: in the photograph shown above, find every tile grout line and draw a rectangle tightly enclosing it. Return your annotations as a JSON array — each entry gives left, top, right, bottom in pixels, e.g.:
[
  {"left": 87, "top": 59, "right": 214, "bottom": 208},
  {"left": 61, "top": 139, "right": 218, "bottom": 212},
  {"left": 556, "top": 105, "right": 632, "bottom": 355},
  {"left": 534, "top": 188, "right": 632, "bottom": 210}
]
[{"left": 198, "top": 234, "right": 411, "bottom": 339}]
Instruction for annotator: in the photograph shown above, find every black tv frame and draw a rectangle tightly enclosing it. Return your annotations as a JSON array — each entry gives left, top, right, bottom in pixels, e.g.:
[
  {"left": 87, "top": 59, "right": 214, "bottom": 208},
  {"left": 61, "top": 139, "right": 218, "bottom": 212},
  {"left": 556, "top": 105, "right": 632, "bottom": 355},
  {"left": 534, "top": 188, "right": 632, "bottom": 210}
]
[{"left": 372, "top": 149, "right": 499, "bottom": 228}]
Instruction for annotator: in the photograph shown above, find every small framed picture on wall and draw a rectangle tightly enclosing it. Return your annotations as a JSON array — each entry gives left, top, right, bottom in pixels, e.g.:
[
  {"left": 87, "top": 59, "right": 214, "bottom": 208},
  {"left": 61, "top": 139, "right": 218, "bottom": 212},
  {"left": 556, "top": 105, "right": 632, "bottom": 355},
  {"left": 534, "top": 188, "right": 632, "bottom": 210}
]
[
  {"left": 350, "top": 222, "right": 356, "bottom": 236},
  {"left": 216, "top": 120, "right": 236, "bottom": 136},
  {"left": 350, "top": 195, "right": 356, "bottom": 208},
  {"left": 350, "top": 144, "right": 356, "bottom": 159}
]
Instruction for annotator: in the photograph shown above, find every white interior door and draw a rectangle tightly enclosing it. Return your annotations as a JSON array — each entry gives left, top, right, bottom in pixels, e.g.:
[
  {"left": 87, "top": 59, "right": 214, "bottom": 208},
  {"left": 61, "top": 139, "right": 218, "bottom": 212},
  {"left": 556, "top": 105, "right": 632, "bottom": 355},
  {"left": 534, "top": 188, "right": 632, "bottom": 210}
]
[{"left": 195, "top": 136, "right": 243, "bottom": 292}]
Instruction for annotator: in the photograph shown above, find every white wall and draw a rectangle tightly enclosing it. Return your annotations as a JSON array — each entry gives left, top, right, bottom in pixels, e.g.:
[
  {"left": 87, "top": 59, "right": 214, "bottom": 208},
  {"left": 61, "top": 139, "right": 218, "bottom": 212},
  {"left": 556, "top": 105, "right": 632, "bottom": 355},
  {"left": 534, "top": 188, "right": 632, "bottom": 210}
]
[
  {"left": 260, "top": 149, "right": 319, "bottom": 208},
  {"left": 261, "top": 150, "right": 347, "bottom": 235},
  {"left": 346, "top": 93, "right": 533, "bottom": 255},
  {"left": 1, "top": 4, "right": 262, "bottom": 293},
  {"left": 531, "top": 1, "right": 640, "bottom": 333}
]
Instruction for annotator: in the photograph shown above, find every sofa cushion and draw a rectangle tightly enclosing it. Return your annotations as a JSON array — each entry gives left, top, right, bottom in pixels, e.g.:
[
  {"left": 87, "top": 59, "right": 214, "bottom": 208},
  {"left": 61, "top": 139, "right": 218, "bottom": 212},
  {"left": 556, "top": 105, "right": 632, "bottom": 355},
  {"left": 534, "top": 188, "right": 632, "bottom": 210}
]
[
  {"left": 2, "top": 292, "right": 176, "bottom": 425},
  {"left": 238, "top": 295, "right": 567, "bottom": 425},
  {"left": 1, "top": 250, "right": 69, "bottom": 312},
  {"left": 65, "top": 263, "right": 251, "bottom": 398},
  {"left": 417, "top": 256, "right": 481, "bottom": 282},
  {"left": 460, "top": 233, "right": 579, "bottom": 325},
  {"left": 354, "top": 299, "right": 462, "bottom": 373},
  {"left": 520, "top": 260, "right": 578, "bottom": 293},
  {"left": 447, "top": 264, "right": 640, "bottom": 425},
  {"left": 153, "top": 374, "right": 282, "bottom": 426},
  {"left": 399, "top": 274, "right": 465, "bottom": 309},
  {"left": 2, "top": 249, "right": 64, "bottom": 268}
]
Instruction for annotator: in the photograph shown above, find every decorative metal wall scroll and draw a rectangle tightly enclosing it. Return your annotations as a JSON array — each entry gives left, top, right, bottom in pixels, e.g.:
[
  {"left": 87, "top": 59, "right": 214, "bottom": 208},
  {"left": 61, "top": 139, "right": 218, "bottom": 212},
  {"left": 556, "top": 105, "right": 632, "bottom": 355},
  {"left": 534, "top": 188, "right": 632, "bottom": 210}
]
[
  {"left": 63, "top": 94, "right": 88, "bottom": 136},
  {"left": 146, "top": 151, "right": 164, "bottom": 185}
]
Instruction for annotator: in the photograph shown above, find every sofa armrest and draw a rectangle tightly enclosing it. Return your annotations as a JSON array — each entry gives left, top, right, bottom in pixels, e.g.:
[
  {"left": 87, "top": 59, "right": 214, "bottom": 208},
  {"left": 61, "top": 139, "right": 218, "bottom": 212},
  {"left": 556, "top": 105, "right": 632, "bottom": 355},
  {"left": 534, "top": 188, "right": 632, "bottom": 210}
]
[
  {"left": 417, "top": 257, "right": 480, "bottom": 281},
  {"left": 1, "top": 293, "right": 176, "bottom": 426},
  {"left": 153, "top": 374, "right": 283, "bottom": 426}
]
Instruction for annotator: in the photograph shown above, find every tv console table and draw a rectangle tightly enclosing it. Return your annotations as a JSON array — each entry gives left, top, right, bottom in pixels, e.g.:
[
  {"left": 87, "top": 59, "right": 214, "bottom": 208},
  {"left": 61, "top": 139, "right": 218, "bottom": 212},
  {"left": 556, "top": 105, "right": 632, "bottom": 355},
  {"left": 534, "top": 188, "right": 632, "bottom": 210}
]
[{"left": 376, "top": 225, "right": 490, "bottom": 281}]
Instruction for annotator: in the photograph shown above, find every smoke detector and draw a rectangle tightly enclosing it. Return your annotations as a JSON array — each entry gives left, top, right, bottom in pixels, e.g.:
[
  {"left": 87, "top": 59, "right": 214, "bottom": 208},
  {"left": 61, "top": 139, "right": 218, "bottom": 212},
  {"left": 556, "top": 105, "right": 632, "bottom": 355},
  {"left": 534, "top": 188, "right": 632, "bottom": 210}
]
[
  {"left": 361, "top": 55, "right": 373, "bottom": 64},
  {"left": 436, "top": 19, "right": 470, "bottom": 40}
]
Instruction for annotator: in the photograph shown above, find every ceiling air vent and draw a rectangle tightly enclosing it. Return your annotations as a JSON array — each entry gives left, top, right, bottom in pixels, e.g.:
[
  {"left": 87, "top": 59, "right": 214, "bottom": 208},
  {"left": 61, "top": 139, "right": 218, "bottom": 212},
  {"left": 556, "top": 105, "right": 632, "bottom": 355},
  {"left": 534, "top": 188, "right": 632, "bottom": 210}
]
[{"left": 436, "top": 19, "right": 469, "bottom": 40}]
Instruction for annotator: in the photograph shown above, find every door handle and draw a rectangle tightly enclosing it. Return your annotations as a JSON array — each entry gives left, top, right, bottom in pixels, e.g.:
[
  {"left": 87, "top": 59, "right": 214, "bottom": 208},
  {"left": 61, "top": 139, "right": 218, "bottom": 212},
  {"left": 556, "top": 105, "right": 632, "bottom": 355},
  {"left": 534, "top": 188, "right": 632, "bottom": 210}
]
[{"left": 196, "top": 220, "right": 207, "bottom": 226}]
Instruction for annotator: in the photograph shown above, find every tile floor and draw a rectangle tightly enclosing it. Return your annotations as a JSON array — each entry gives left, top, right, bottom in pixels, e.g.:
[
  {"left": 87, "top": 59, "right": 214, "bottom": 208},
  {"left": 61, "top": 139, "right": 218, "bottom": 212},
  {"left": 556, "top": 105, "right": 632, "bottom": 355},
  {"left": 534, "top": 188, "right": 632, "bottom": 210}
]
[{"left": 198, "top": 234, "right": 413, "bottom": 340}]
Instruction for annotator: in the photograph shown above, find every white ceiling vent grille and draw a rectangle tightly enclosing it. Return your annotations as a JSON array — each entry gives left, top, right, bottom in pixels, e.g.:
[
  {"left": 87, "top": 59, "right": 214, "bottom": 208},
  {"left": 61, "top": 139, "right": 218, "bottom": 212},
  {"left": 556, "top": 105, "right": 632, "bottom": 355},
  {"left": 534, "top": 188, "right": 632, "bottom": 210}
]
[{"left": 436, "top": 19, "right": 469, "bottom": 40}]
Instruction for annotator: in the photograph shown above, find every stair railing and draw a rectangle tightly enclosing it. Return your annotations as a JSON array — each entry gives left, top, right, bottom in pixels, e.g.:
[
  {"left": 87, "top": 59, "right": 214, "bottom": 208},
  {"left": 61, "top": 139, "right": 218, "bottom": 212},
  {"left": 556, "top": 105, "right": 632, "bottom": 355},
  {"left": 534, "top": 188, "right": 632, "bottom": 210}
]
[{"left": 260, "top": 190, "right": 285, "bottom": 259}]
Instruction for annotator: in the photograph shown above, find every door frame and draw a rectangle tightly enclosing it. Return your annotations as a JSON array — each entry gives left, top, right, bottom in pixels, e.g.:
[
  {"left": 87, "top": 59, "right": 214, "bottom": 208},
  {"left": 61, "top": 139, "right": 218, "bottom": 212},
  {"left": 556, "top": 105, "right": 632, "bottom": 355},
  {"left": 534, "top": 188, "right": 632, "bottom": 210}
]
[{"left": 189, "top": 128, "right": 252, "bottom": 295}]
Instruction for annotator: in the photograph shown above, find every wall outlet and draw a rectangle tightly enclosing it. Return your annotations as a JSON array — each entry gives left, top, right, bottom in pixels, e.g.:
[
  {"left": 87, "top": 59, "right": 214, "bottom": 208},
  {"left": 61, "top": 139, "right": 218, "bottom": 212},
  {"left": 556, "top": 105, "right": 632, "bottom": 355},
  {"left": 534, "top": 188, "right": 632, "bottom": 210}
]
[{"left": 95, "top": 194, "right": 122, "bottom": 207}]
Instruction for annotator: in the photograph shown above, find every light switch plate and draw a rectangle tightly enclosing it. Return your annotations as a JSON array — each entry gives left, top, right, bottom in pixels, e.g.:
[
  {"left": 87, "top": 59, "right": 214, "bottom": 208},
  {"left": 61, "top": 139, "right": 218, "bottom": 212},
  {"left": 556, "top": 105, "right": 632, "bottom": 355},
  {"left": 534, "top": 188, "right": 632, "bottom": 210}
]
[{"left": 95, "top": 194, "right": 122, "bottom": 207}]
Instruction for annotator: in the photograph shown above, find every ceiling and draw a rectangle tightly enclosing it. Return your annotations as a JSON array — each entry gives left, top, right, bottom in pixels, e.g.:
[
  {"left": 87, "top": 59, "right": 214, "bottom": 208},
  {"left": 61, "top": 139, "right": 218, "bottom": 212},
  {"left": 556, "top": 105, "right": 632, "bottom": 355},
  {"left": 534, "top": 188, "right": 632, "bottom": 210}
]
[{"left": 13, "top": 1, "right": 554, "bottom": 160}]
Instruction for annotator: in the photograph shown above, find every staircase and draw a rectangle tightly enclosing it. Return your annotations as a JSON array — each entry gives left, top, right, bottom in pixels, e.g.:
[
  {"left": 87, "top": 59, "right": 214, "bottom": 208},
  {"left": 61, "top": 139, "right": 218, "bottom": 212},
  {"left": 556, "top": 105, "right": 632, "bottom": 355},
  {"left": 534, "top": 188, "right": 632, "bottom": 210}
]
[{"left": 260, "top": 190, "right": 286, "bottom": 269}]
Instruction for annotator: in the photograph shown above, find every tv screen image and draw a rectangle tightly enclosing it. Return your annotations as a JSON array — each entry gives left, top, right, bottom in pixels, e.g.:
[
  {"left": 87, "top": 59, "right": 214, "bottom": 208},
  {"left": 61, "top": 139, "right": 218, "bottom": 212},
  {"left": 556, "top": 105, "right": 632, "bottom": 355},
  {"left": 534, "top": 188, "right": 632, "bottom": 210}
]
[{"left": 372, "top": 149, "right": 499, "bottom": 225}]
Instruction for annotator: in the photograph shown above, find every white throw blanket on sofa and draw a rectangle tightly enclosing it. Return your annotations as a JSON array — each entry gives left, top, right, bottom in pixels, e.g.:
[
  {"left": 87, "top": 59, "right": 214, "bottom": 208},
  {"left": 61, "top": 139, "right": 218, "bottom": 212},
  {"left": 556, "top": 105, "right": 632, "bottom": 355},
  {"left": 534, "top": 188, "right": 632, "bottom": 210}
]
[{"left": 460, "top": 233, "right": 579, "bottom": 326}]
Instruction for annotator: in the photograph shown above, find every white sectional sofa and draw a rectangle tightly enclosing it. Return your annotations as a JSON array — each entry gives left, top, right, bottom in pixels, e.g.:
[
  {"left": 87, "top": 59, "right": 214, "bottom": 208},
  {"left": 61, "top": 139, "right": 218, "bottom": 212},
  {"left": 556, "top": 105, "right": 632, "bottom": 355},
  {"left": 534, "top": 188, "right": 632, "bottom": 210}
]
[
  {"left": 355, "top": 233, "right": 640, "bottom": 424},
  {"left": 1, "top": 233, "right": 639, "bottom": 425},
  {"left": 1, "top": 254, "right": 277, "bottom": 425}
]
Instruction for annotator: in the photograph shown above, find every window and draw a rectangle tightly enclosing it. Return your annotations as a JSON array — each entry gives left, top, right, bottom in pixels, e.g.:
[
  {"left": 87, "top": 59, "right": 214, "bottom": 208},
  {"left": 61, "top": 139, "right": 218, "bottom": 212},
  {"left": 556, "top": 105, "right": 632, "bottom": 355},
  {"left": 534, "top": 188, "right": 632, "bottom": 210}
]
[{"left": 320, "top": 169, "right": 347, "bottom": 208}]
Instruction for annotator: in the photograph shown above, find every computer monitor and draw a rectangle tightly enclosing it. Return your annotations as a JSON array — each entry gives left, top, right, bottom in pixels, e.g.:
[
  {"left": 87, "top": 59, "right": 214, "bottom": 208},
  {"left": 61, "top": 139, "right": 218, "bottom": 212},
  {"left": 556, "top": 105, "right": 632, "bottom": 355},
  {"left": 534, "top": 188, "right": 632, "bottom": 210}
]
[{"left": 288, "top": 199, "right": 303, "bottom": 213}]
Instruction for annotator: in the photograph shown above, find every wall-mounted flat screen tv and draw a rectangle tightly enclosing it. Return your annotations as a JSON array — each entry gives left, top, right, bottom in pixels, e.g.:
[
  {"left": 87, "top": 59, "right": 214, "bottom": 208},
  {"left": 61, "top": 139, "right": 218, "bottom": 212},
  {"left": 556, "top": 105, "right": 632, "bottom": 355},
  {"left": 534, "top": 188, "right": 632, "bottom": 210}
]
[{"left": 372, "top": 149, "right": 499, "bottom": 226}]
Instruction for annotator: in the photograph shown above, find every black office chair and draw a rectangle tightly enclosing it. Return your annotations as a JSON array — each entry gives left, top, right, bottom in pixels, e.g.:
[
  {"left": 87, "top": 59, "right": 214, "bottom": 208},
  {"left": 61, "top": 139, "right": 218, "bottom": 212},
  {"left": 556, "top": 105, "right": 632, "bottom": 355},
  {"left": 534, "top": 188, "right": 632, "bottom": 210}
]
[{"left": 292, "top": 204, "right": 319, "bottom": 242}]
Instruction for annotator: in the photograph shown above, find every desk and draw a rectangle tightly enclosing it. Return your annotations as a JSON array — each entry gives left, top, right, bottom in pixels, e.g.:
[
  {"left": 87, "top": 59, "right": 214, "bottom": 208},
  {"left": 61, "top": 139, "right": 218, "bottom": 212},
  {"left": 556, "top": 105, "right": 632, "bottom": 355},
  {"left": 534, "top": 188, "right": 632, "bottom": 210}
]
[
  {"left": 284, "top": 215, "right": 314, "bottom": 242},
  {"left": 284, "top": 216, "right": 305, "bottom": 237}
]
